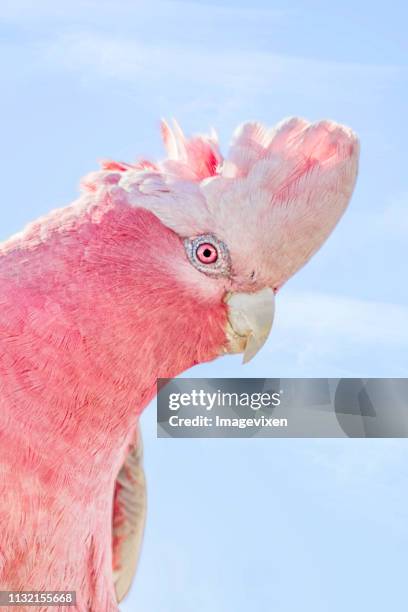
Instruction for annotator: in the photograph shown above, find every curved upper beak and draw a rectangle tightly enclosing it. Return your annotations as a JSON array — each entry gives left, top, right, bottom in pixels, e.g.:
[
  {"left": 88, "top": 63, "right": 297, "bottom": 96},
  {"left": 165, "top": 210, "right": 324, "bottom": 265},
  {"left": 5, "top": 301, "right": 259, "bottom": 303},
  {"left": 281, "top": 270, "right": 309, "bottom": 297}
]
[{"left": 224, "top": 288, "right": 275, "bottom": 363}]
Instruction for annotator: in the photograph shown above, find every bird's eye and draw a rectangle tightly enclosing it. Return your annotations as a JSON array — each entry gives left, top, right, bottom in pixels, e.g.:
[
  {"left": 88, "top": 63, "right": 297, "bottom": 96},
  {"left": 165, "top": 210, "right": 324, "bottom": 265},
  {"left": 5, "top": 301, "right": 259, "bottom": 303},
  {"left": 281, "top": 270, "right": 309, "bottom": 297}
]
[
  {"left": 196, "top": 242, "right": 218, "bottom": 264},
  {"left": 184, "top": 234, "right": 231, "bottom": 278}
]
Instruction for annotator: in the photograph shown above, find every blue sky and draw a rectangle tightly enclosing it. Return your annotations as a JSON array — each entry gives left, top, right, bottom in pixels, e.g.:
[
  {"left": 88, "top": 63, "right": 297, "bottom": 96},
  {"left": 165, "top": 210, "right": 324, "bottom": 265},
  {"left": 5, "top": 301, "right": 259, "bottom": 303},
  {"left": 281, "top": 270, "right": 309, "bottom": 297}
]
[{"left": 0, "top": 1, "right": 407, "bottom": 610}]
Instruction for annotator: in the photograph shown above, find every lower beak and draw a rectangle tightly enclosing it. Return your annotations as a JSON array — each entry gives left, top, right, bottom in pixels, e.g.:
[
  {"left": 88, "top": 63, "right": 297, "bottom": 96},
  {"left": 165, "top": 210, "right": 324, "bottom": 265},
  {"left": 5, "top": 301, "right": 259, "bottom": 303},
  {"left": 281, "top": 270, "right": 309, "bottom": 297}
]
[{"left": 224, "top": 288, "right": 275, "bottom": 363}]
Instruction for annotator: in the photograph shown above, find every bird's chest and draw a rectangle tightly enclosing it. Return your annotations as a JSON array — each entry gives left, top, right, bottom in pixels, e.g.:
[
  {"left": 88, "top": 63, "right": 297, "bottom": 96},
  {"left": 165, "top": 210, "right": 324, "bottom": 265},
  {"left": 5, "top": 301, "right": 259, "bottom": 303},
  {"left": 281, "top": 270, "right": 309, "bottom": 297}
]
[{"left": 0, "top": 474, "right": 119, "bottom": 611}]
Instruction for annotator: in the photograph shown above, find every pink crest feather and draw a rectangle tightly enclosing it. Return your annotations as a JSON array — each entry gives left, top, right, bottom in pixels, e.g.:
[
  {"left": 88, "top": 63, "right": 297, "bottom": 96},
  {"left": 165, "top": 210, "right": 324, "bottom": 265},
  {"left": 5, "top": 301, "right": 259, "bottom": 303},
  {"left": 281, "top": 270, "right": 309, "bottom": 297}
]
[
  {"left": 160, "top": 118, "right": 222, "bottom": 180},
  {"left": 0, "top": 116, "right": 359, "bottom": 610}
]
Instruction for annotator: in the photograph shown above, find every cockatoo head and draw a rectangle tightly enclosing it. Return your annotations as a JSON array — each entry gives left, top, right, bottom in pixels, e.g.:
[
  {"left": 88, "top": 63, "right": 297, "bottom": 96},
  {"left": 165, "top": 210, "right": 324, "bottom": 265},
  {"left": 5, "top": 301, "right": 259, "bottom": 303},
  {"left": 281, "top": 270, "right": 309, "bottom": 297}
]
[
  {"left": 85, "top": 117, "right": 359, "bottom": 365},
  {"left": 0, "top": 116, "right": 358, "bottom": 608}
]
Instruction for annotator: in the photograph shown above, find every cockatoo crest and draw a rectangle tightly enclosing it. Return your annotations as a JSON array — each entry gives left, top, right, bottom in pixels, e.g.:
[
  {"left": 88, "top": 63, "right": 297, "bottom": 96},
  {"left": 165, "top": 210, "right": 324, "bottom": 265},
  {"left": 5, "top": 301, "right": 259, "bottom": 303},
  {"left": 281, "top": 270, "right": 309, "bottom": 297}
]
[
  {"left": 0, "top": 116, "right": 359, "bottom": 611},
  {"left": 81, "top": 117, "right": 358, "bottom": 295}
]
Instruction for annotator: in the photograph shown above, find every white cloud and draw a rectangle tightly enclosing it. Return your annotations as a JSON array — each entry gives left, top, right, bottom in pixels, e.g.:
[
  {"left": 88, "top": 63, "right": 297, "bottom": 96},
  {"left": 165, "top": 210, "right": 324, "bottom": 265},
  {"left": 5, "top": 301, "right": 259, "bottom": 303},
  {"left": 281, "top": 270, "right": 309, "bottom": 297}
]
[
  {"left": 298, "top": 438, "right": 408, "bottom": 534},
  {"left": 277, "top": 290, "right": 408, "bottom": 346},
  {"left": 361, "top": 193, "right": 408, "bottom": 239},
  {"left": 307, "top": 439, "right": 408, "bottom": 483},
  {"left": 0, "top": 5, "right": 402, "bottom": 131},
  {"left": 0, "top": 0, "right": 286, "bottom": 26},
  {"left": 27, "top": 28, "right": 400, "bottom": 131},
  {"left": 42, "top": 30, "right": 399, "bottom": 87},
  {"left": 254, "top": 289, "right": 408, "bottom": 377},
  {"left": 188, "top": 289, "right": 408, "bottom": 380}
]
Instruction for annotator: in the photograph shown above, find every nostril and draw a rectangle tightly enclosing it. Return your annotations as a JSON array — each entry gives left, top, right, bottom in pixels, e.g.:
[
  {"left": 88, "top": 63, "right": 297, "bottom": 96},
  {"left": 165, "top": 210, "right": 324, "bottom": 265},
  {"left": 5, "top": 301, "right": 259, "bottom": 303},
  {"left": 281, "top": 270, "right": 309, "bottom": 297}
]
[{"left": 249, "top": 270, "right": 256, "bottom": 280}]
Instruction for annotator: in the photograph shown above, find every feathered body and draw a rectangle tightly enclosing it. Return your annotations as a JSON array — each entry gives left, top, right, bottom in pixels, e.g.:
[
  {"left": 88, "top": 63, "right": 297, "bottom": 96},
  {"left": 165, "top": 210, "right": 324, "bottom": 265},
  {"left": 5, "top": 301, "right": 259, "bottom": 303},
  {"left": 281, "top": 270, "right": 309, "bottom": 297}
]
[
  {"left": 0, "top": 205, "right": 226, "bottom": 610},
  {"left": 0, "top": 118, "right": 359, "bottom": 610}
]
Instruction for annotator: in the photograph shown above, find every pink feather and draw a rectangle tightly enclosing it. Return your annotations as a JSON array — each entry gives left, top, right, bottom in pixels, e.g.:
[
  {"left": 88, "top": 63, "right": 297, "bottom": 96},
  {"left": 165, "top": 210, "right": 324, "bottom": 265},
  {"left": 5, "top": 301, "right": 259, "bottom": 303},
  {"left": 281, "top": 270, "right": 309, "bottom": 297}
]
[{"left": 0, "top": 117, "right": 359, "bottom": 610}]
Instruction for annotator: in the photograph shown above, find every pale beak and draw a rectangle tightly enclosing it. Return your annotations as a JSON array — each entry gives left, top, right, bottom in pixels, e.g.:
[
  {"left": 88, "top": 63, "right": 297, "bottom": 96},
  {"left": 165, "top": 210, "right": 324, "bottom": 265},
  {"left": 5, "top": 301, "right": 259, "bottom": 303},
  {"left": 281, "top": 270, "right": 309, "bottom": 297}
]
[{"left": 224, "top": 288, "right": 275, "bottom": 363}]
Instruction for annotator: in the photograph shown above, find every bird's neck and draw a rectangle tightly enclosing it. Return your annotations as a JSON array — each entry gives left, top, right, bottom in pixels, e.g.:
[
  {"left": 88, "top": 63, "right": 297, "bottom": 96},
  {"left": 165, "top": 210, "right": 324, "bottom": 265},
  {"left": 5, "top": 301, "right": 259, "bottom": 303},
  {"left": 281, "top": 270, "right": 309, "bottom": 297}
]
[
  {"left": 0, "top": 200, "right": 228, "bottom": 609},
  {"left": 1, "top": 199, "right": 228, "bottom": 428}
]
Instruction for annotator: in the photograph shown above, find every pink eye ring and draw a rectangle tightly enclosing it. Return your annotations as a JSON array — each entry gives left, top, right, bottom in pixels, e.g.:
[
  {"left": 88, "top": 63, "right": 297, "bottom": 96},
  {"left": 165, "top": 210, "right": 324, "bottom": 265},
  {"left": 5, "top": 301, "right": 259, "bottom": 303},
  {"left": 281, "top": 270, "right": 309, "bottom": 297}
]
[
  {"left": 184, "top": 234, "right": 231, "bottom": 277},
  {"left": 196, "top": 242, "right": 218, "bottom": 264}
]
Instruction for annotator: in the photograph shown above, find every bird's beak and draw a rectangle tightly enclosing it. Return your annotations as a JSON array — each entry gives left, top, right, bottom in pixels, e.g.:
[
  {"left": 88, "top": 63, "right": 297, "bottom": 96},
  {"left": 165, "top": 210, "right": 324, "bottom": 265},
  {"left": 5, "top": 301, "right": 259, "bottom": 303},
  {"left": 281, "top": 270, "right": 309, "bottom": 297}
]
[{"left": 224, "top": 288, "right": 275, "bottom": 363}]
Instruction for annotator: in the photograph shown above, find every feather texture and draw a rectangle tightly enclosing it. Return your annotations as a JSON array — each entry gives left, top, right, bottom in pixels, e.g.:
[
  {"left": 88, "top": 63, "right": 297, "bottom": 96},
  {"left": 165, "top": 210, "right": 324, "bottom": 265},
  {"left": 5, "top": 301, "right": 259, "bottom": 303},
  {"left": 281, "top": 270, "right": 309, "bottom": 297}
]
[
  {"left": 0, "top": 117, "right": 359, "bottom": 610},
  {"left": 112, "top": 425, "right": 146, "bottom": 603}
]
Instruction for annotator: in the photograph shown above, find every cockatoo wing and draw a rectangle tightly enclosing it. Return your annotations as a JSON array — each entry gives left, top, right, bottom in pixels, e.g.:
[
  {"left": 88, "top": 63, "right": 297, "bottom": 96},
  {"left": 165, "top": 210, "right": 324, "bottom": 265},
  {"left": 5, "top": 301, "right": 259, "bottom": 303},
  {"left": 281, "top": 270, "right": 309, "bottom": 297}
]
[{"left": 112, "top": 425, "right": 146, "bottom": 603}]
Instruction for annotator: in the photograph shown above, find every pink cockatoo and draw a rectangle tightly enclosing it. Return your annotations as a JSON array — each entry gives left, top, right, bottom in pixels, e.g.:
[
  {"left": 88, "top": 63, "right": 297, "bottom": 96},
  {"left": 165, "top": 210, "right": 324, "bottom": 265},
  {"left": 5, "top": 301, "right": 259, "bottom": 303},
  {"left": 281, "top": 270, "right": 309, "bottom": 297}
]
[{"left": 0, "top": 118, "right": 359, "bottom": 611}]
